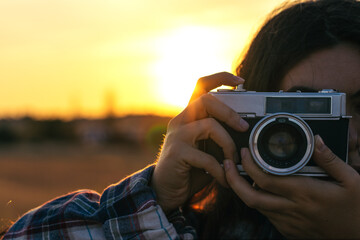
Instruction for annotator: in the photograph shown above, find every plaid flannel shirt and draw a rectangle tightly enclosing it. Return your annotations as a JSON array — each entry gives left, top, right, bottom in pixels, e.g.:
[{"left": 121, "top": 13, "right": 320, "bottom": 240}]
[{"left": 2, "top": 164, "right": 196, "bottom": 240}]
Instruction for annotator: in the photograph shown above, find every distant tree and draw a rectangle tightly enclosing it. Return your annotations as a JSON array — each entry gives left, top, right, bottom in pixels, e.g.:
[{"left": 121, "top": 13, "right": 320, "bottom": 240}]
[
  {"left": 0, "top": 125, "right": 17, "bottom": 143},
  {"left": 37, "top": 119, "right": 76, "bottom": 141}
]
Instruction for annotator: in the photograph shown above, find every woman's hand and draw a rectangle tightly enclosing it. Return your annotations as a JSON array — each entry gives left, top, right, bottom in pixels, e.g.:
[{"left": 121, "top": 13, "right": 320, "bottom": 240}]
[
  {"left": 151, "top": 72, "right": 248, "bottom": 213},
  {"left": 224, "top": 135, "right": 360, "bottom": 239}
]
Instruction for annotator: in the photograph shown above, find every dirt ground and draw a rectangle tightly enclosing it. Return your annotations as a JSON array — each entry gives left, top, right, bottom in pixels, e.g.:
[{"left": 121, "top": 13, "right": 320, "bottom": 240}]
[{"left": 0, "top": 143, "right": 157, "bottom": 230}]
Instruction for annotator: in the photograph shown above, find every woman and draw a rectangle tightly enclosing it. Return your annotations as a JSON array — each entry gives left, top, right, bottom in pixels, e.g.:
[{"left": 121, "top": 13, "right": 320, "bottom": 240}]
[{"left": 3, "top": 0, "right": 360, "bottom": 239}]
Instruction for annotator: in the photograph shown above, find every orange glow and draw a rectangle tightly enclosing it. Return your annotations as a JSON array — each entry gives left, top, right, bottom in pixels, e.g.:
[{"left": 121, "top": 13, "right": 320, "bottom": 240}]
[
  {"left": 0, "top": 0, "right": 285, "bottom": 119},
  {"left": 190, "top": 183, "right": 218, "bottom": 211}
]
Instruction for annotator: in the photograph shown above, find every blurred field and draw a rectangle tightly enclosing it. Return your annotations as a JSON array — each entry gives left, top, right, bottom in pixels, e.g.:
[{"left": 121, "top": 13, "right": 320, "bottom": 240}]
[{"left": 0, "top": 142, "right": 157, "bottom": 230}]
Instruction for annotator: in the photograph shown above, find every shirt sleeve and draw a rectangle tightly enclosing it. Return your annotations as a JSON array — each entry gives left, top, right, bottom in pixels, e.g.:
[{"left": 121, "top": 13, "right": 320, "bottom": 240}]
[{"left": 2, "top": 164, "right": 197, "bottom": 240}]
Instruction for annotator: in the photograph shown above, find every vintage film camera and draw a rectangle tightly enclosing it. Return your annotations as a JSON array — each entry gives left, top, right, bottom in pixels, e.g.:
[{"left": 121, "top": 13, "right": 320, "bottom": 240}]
[{"left": 199, "top": 86, "right": 350, "bottom": 176}]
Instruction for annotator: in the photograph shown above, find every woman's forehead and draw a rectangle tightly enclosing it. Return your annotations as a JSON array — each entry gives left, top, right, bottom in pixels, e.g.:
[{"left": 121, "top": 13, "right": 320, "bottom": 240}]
[{"left": 280, "top": 43, "right": 360, "bottom": 95}]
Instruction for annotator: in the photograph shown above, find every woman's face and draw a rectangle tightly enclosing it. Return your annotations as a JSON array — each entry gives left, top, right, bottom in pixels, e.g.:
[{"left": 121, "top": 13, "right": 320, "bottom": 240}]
[{"left": 280, "top": 43, "right": 360, "bottom": 169}]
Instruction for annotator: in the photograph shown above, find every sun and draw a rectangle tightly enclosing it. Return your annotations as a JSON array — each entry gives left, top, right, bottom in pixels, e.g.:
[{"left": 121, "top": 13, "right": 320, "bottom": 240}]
[{"left": 152, "top": 26, "right": 232, "bottom": 109}]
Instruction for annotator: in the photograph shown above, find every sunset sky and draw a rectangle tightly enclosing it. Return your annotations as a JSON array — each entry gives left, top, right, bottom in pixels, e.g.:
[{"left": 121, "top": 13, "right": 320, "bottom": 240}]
[{"left": 0, "top": 0, "right": 284, "bottom": 119}]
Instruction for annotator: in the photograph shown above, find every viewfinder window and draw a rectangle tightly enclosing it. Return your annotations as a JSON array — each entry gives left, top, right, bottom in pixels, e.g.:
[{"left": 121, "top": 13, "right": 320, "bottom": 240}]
[{"left": 266, "top": 97, "right": 331, "bottom": 114}]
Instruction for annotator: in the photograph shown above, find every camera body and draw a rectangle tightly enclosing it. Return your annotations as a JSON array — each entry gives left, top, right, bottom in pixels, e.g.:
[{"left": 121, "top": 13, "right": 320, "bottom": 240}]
[{"left": 199, "top": 87, "right": 350, "bottom": 176}]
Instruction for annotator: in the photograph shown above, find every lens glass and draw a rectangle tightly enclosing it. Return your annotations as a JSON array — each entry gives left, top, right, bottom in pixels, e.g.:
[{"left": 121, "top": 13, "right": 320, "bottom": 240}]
[
  {"left": 268, "top": 131, "right": 297, "bottom": 158},
  {"left": 257, "top": 119, "right": 307, "bottom": 169}
]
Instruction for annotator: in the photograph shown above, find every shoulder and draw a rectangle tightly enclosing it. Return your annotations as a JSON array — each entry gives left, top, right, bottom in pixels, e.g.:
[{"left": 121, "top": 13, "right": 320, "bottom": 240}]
[{"left": 3, "top": 165, "right": 157, "bottom": 240}]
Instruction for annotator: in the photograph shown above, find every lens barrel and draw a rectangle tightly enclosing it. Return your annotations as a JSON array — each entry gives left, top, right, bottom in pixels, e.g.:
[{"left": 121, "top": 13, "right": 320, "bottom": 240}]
[{"left": 249, "top": 113, "right": 314, "bottom": 175}]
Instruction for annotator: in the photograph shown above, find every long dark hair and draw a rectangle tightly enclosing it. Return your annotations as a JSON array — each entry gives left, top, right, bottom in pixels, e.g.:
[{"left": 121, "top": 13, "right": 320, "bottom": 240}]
[
  {"left": 238, "top": 0, "right": 360, "bottom": 91},
  {"left": 186, "top": 0, "right": 360, "bottom": 239}
]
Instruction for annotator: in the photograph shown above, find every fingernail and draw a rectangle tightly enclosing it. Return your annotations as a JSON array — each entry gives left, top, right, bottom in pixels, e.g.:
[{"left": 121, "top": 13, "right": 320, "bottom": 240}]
[
  {"left": 315, "top": 135, "right": 326, "bottom": 152},
  {"left": 239, "top": 118, "right": 249, "bottom": 130},
  {"left": 224, "top": 159, "right": 231, "bottom": 171}
]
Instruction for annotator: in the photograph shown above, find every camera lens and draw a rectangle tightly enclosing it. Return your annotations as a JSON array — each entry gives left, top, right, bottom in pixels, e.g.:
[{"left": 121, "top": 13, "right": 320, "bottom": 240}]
[
  {"left": 257, "top": 121, "right": 307, "bottom": 169},
  {"left": 249, "top": 113, "right": 314, "bottom": 175}
]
